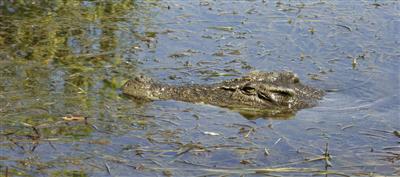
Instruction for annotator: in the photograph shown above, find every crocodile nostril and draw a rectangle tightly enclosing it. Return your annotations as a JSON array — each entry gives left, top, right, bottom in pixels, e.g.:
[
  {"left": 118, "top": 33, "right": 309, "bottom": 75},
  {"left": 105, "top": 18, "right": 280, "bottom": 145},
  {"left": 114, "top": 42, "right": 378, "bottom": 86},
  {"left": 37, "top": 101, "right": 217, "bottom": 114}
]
[{"left": 135, "top": 75, "right": 149, "bottom": 82}]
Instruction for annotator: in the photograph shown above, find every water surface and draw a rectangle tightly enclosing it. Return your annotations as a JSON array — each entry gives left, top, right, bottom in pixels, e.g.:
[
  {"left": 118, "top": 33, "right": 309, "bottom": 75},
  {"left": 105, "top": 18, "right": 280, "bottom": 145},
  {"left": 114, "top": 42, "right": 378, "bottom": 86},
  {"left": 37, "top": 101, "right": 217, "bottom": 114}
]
[{"left": 0, "top": 0, "right": 399, "bottom": 176}]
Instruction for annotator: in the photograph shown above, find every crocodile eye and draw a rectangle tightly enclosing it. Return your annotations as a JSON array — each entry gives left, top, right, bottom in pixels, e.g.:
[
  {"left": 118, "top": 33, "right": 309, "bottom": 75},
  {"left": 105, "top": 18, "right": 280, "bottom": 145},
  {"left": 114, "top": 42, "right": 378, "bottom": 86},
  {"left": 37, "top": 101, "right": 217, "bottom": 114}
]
[
  {"left": 220, "top": 86, "right": 237, "bottom": 91},
  {"left": 241, "top": 83, "right": 257, "bottom": 95},
  {"left": 243, "top": 86, "right": 255, "bottom": 93}
]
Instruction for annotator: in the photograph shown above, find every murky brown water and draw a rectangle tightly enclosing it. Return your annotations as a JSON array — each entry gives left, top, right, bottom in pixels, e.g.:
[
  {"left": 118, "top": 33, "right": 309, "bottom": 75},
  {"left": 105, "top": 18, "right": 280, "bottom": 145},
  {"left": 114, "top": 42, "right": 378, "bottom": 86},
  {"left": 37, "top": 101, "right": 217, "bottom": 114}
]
[{"left": 1, "top": 1, "right": 399, "bottom": 176}]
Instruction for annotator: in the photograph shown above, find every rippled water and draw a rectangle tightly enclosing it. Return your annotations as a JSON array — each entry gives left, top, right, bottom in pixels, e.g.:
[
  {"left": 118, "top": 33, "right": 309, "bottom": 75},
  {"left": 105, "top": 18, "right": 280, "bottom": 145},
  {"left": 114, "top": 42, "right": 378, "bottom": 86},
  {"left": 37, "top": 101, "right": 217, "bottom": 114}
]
[{"left": 0, "top": 1, "right": 399, "bottom": 176}]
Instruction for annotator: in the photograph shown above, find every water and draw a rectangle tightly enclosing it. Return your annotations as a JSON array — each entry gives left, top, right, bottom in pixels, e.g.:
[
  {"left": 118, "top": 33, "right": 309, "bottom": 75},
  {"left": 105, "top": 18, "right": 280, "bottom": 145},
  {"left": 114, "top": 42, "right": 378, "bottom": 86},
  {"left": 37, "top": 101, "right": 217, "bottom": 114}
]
[{"left": 0, "top": 0, "right": 399, "bottom": 176}]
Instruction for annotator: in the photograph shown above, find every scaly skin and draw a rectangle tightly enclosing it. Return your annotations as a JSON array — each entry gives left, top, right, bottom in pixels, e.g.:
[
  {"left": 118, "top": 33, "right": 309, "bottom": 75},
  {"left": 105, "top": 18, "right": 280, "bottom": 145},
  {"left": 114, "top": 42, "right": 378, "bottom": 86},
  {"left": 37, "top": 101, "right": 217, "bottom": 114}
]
[{"left": 122, "top": 71, "right": 324, "bottom": 118}]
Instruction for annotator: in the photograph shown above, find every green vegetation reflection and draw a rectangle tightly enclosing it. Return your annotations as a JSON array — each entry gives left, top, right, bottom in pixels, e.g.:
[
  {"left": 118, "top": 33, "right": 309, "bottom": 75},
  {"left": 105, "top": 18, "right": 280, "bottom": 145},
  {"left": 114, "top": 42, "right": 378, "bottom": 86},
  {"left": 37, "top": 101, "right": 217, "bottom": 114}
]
[{"left": 0, "top": 0, "right": 155, "bottom": 141}]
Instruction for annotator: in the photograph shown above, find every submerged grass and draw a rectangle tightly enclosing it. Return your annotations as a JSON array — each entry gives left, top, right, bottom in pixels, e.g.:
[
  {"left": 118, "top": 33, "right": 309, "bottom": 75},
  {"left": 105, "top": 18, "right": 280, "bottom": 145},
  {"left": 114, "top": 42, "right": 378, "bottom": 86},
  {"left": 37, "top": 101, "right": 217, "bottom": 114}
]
[{"left": 145, "top": 166, "right": 349, "bottom": 176}]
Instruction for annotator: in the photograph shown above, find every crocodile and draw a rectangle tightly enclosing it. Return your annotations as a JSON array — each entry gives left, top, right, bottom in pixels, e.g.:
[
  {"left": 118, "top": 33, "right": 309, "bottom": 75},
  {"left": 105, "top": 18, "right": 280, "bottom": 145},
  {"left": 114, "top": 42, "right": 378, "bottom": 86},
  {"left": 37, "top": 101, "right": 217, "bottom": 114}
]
[{"left": 122, "top": 71, "right": 324, "bottom": 118}]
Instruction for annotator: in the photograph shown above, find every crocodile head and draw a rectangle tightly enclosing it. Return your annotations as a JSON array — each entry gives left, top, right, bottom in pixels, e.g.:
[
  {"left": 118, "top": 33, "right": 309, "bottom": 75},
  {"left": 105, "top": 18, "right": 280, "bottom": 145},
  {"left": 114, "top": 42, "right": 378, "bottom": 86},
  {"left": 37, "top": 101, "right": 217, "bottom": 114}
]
[
  {"left": 216, "top": 71, "right": 324, "bottom": 117},
  {"left": 122, "top": 71, "right": 324, "bottom": 118}
]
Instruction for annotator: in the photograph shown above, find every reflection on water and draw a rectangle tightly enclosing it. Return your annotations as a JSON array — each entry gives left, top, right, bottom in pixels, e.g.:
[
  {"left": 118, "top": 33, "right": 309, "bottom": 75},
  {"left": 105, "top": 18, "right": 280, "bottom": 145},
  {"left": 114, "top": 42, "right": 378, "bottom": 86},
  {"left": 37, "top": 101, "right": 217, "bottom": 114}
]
[{"left": 1, "top": 0, "right": 399, "bottom": 176}]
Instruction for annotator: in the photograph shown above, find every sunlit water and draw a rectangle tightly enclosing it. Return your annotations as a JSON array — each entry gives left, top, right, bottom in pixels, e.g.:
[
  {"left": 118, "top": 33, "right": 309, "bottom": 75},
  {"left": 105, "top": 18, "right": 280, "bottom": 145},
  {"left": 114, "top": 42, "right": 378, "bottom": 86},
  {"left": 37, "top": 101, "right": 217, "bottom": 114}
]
[{"left": 0, "top": 1, "right": 399, "bottom": 176}]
